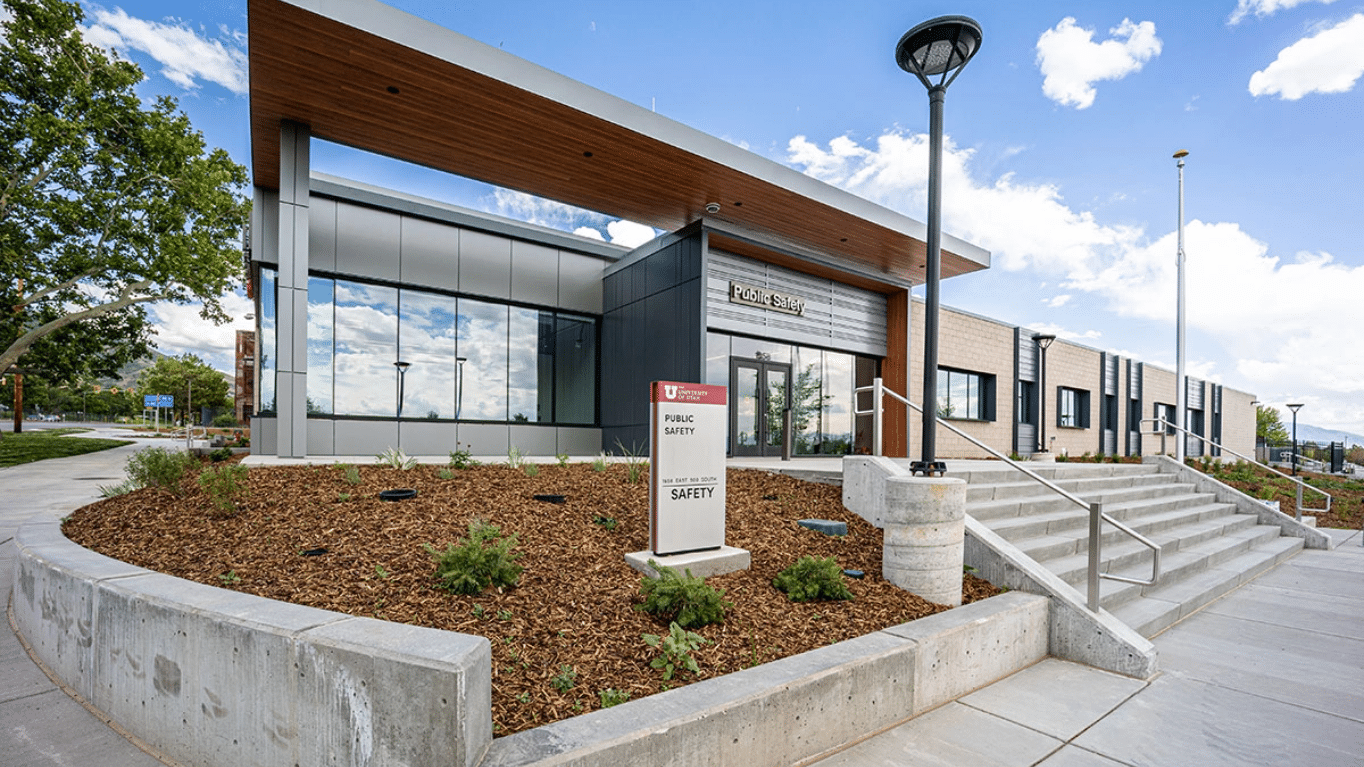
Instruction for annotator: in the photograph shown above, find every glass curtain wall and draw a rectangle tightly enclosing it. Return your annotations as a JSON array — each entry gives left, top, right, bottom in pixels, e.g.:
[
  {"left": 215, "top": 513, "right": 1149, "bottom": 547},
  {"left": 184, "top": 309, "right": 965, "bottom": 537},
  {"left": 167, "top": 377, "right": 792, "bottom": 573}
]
[{"left": 266, "top": 273, "right": 597, "bottom": 425}]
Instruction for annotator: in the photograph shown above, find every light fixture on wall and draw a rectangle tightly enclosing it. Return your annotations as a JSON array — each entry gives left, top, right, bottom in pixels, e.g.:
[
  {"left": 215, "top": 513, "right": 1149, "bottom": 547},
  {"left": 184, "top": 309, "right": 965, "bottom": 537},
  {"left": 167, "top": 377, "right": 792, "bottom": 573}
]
[{"left": 897, "top": 14, "right": 983, "bottom": 476}]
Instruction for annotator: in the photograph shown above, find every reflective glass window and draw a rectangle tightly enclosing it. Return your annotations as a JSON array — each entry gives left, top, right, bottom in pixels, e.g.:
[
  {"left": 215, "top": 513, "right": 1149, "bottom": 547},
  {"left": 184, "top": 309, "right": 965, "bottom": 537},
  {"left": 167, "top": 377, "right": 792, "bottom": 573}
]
[
  {"left": 821, "top": 351, "right": 854, "bottom": 454},
  {"left": 399, "top": 290, "right": 458, "bottom": 419},
  {"left": 790, "top": 346, "right": 822, "bottom": 455},
  {"left": 258, "top": 267, "right": 277, "bottom": 413},
  {"left": 554, "top": 314, "right": 596, "bottom": 425},
  {"left": 456, "top": 299, "right": 508, "bottom": 421},
  {"left": 333, "top": 280, "right": 399, "bottom": 417},
  {"left": 507, "top": 307, "right": 547, "bottom": 423},
  {"left": 306, "top": 277, "right": 334, "bottom": 415}
]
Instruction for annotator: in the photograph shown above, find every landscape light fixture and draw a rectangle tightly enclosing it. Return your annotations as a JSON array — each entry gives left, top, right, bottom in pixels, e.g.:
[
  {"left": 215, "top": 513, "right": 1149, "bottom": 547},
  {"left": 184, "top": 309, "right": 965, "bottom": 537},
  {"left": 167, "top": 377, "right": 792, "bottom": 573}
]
[
  {"left": 896, "top": 15, "right": 983, "bottom": 476},
  {"left": 394, "top": 360, "right": 411, "bottom": 418},
  {"left": 1032, "top": 333, "right": 1056, "bottom": 455},
  {"left": 1287, "top": 403, "right": 1303, "bottom": 476},
  {"left": 1174, "top": 149, "right": 1189, "bottom": 461}
]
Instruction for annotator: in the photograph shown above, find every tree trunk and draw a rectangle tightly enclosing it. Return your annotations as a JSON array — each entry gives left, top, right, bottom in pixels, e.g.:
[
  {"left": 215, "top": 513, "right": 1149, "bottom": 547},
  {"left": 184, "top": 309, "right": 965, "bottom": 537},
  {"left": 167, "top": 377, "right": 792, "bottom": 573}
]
[{"left": 12, "top": 373, "right": 22, "bottom": 434}]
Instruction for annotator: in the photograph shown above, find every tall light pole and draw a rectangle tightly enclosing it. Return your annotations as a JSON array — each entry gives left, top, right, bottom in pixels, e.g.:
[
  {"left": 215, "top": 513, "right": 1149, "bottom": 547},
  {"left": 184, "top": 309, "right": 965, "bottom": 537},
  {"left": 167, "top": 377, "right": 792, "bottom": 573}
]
[
  {"left": 1174, "top": 149, "right": 1189, "bottom": 462},
  {"left": 1287, "top": 403, "right": 1303, "bottom": 476},
  {"left": 1033, "top": 333, "right": 1056, "bottom": 455},
  {"left": 896, "top": 15, "right": 983, "bottom": 477}
]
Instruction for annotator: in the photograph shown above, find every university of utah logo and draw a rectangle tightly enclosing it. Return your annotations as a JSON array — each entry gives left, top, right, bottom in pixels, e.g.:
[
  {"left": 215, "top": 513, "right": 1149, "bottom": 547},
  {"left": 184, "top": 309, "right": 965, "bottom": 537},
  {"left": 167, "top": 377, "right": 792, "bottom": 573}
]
[{"left": 664, "top": 385, "right": 679, "bottom": 400}]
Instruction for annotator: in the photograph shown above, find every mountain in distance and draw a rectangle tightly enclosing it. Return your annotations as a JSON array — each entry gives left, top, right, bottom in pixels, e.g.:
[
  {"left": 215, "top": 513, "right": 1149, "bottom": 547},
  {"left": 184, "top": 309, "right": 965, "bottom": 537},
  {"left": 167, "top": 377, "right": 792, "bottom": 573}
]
[{"left": 1292, "top": 423, "right": 1364, "bottom": 448}]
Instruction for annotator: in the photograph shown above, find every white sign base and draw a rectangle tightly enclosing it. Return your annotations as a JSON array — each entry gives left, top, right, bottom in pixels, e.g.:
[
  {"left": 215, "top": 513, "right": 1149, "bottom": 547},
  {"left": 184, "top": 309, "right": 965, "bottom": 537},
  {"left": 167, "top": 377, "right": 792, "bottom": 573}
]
[{"left": 625, "top": 546, "right": 751, "bottom": 580}]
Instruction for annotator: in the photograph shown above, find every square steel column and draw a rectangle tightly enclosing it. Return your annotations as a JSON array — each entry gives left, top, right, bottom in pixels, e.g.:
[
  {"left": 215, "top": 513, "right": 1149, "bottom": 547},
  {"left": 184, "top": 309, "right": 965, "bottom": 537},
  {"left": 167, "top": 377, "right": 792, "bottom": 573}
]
[{"left": 276, "top": 121, "right": 310, "bottom": 458}]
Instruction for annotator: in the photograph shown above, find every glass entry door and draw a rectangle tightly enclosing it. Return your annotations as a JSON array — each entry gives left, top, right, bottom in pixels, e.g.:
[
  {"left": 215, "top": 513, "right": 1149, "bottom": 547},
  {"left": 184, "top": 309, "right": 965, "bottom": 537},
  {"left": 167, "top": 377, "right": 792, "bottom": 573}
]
[{"left": 730, "top": 358, "right": 791, "bottom": 457}]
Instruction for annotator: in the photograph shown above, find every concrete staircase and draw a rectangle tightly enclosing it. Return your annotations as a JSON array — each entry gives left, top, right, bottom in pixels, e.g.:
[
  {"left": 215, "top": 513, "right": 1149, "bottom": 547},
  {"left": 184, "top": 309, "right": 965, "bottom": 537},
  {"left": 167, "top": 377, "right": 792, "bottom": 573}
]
[{"left": 958, "top": 462, "right": 1303, "bottom": 638}]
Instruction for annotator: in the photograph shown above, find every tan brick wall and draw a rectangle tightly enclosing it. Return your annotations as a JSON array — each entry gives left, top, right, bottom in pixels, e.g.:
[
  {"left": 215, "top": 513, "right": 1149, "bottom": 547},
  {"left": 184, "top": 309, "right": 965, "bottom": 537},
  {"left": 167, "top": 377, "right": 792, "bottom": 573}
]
[
  {"left": 1037, "top": 340, "right": 1101, "bottom": 457},
  {"left": 907, "top": 302, "right": 1017, "bottom": 460},
  {"left": 1220, "top": 387, "right": 1257, "bottom": 458}
]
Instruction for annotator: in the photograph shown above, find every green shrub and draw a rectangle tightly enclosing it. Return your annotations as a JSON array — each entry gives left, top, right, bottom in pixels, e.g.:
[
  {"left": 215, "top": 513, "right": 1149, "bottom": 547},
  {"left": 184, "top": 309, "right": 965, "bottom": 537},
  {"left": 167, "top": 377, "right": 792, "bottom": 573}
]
[
  {"left": 209, "top": 446, "right": 234, "bottom": 462},
  {"left": 125, "top": 447, "right": 196, "bottom": 493},
  {"left": 98, "top": 480, "right": 136, "bottom": 497},
  {"left": 425, "top": 520, "right": 524, "bottom": 595},
  {"left": 448, "top": 446, "right": 478, "bottom": 469},
  {"left": 555, "top": 453, "right": 570, "bottom": 468},
  {"left": 376, "top": 446, "right": 418, "bottom": 470},
  {"left": 340, "top": 464, "right": 362, "bottom": 485},
  {"left": 642, "top": 622, "right": 707, "bottom": 680},
  {"left": 523, "top": 463, "right": 539, "bottom": 477},
  {"left": 598, "top": 688, "right": 631, "bottom": 708},
  {"left": 550, "top": 664, "right": 577, "bottom": 693},
  {"left": 211, "top": 412, "right": 238, "bottom": 428},
  {"left": 773, "top": 556, "right": 854, "bottom": 602},
  {"left": 506, "top": 445, "right": 525, "bottom": 469},
  {"left": 198, "top": 464, "right": 249, "bottom": 515},
  {"left": 637, "top": 560, "right": 730, "bottom": 628},
  {"left": 591, "top": 452, "right": 609, "bottom": 472}
]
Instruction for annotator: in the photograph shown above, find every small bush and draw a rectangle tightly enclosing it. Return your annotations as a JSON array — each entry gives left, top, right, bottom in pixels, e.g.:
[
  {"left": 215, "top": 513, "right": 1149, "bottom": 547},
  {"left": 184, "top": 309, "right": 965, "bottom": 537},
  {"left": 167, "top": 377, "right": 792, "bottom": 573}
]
[
  {"left": 523, "top": 463, "right": 539, "bottom": 478},
  {"left": 438, "top": 468, "right": 455, "bottom": 480},
  {"left": 209, "top": 446, "right": 234, "bottom": 462},
  {"left": 592, "top": 452, "right": 609, "bottom": 472},
  {"left": 198, "top": 464, "right": 249, "bottom": 515},
  {"left": 555, "top": 453, "right": 570, "bottom": 468},
  {"left": 506, "top": 445, "right": 525, "bottom": 469},
  {"left": 425, "top": 520, "right": 524, "bottom": 595},
  {"left": 642, "top": 622, "right": 707, "bottom": 680},
  {"left": 340, "top": 464, "right": 362, "bottom": 485},
  {"left": 125, "top": 447, "right": 196, "bottom": 493},
  {"left": 637, "top": 560, "right": 730, "bottom": 628},
  {"left": 98, "top": 480, "right": 136, "bottom": 497},
  {"left": 376, "top": 446, "right": 418, "bottom": 470},
  {"left": 211, "top": 412, "right": 238, "bottom": 428},
  {"left": 550, "top": 664, "right": 577, "bottom": 693},
  {"left": 448, "top": 446, "right": 478, "bottom": 469},
  {"left": 773, "top": 556, "right": 854, "bottom": 602},
  {"left": 598, "top": 688, "right": 631, "bottom": 708}
]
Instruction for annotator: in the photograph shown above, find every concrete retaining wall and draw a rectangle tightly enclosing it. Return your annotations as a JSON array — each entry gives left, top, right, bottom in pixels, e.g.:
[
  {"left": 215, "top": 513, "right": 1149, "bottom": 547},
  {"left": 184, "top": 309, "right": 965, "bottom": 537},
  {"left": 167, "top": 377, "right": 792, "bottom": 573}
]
[
  {"left": 11, "top": 519, "right": 492, "bottom": 767},
  {"left": 482, "top": 591, "right": 1049, "bottom": 767},
  {"left": 13, "top": 518, "right": 1050, "bottom": 767}
]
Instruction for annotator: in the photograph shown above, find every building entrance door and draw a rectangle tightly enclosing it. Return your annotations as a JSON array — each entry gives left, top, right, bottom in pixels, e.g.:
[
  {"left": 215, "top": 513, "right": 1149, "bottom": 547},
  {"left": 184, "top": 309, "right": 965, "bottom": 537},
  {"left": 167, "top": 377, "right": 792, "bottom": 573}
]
[{"left": 730, "top": 358, "right": 791, "bottom": 457}]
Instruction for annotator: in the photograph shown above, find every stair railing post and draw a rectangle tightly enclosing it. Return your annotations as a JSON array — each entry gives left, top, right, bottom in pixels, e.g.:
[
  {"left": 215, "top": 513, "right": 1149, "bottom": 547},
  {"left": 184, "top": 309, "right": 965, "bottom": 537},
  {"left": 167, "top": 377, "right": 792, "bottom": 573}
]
[
  {"left": 1295, "top": 483, "right": 1303, "bottom": 522},
  {"left": 1088, "top": 501, "right": 1103, "bottom": 613},
  {"left": 873, "top": 377, "right": 884, "bottom": 457}
]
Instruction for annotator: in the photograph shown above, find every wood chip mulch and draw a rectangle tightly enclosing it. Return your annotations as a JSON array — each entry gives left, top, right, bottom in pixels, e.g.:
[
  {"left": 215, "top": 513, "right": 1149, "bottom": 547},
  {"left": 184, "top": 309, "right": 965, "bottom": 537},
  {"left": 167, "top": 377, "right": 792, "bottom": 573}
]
[{"left": 62, "top": 462, "right": 1000, "bottom": 736}]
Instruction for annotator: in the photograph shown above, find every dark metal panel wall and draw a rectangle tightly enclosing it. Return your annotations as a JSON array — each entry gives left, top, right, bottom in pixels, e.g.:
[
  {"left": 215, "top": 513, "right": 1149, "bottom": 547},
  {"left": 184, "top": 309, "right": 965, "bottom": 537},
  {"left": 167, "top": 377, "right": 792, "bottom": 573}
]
[
  {"left": 1014, "top": 328, "right": 1037, "bottom": 456},
  {"left": 600, "top": 234, "right": 704, "bottom": 452}
]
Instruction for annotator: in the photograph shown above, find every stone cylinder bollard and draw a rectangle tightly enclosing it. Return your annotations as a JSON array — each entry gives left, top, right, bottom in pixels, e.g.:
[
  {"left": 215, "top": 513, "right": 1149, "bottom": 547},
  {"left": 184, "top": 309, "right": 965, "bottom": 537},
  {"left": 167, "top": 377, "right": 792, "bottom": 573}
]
[{"left": 882, "top": 475, "right": 967, "bottom": 606}]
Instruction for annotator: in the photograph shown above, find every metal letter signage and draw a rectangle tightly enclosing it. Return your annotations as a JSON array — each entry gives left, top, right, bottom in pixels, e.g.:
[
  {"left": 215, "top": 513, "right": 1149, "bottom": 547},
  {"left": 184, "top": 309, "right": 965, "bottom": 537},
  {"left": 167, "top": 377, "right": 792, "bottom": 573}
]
[
  {"left": 728, "top": 281, "right": 806, "bottom": 316},
  {"left": 650, "top": 381, "right": 728, "bottom": 555}
]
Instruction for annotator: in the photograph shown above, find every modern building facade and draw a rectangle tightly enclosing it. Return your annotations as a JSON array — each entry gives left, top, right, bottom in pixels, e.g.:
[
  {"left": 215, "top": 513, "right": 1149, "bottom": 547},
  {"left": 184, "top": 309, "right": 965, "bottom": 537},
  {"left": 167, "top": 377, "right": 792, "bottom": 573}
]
[{"left": 246, "top": 0, "right": 1254, "bottom": 461}]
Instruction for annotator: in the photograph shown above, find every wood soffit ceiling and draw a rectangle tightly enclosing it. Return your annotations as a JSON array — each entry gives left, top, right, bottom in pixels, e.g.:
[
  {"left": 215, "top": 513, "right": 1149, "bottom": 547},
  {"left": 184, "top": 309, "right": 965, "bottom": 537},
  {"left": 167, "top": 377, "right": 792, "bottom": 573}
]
[{"left": 248, "top": 0, "right": 990, "bottom": 289}]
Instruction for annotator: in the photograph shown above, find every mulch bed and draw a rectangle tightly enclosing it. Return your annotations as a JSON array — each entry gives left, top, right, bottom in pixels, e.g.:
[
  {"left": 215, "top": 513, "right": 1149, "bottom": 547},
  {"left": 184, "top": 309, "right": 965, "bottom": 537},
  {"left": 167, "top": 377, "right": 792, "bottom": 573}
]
[{"left": 63, "top": 462, "right": 999, "bottom": 736}]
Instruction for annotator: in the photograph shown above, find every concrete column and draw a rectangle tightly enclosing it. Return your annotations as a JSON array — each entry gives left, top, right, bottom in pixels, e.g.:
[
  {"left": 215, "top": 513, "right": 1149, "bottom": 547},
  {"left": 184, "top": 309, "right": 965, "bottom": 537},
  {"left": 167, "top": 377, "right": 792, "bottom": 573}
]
[
  {"left": 882, "top": 475, "right": 966, "bottom": 606},
  {"left": 276, "top": 122, "right": 309, "bottom": 458}
]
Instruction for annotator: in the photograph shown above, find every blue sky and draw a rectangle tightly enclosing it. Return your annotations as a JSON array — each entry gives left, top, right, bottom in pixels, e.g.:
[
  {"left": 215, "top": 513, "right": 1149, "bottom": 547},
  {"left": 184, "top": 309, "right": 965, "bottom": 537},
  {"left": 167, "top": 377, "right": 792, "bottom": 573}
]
[{"left": 43, "top": 0, "right": 1364, "bottom": 438}]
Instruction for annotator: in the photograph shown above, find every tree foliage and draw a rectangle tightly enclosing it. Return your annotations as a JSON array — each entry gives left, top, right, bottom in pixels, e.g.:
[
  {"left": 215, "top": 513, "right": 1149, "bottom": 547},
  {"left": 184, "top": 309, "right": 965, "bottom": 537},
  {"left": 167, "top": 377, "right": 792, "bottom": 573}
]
[
  {"left": 0, "top": 0, "right": 249, "bottom": 387},
  {"left": 137, "top": 353, "right": 230, "bottom": 424},
  {"left": 1257, "top": 406, "right": 1289, "bottom": 445}
]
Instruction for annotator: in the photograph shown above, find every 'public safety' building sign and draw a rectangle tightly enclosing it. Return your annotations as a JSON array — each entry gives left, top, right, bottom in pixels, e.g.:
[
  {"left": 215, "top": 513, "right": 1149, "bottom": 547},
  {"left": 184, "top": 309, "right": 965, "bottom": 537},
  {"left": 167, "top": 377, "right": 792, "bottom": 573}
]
[
  {"left": 649, "top": 381, "right": 727, "bottom": 555},
  {"left": 728, "top": 281, "right": 806, "bottom": 316}
]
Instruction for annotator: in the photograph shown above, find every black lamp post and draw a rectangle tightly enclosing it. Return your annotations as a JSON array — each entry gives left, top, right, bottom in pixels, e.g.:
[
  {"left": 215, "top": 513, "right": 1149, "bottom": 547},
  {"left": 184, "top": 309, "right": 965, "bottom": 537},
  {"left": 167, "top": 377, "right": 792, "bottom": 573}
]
[
  {"left": 1287, "top": 403, "right": 1303, "bottom": 476},
  {"left": 1032, "top": 333, "right": 1056, "bottom": 454},
  {"left": 394, "top": 361, "right": 411, "bottom": 418},
  {"left": 896, "top": 15, "right": 983, "bottom": 477}
]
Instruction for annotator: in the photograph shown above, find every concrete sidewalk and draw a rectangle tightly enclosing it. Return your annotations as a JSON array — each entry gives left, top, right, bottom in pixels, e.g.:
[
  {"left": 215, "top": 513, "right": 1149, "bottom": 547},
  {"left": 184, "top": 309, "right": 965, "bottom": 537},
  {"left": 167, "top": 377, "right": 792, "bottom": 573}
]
[
  {"left": 814, "top": 526, "right": 1364, "bottom": 767},
  {"left": 4, "top": 440, "right": 1361, "bottom": 766},
  {"left": 1, "top": 426, "right": 167, "bottom": 767}
]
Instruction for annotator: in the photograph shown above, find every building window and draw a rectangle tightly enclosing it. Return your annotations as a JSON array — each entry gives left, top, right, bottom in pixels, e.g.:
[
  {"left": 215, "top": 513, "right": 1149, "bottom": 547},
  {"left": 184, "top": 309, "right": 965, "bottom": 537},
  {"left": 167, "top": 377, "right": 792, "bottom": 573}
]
[
  {"left": 1016, "top": 380, "right": 1035, "bottom": 424},
  {"left": 1128, "top": 399, "right": 1142, "bottom": 433},
  {"left": 1058, "top": 387, "right": 1090, "bottom": 428},
  {"left": 258, "top": 267, "right": 277, "bottom": 413},
  {"left": 1154, "top": 402, "right": 1175, "bottom": 435},
  {"left": 937, "top": 368, "right": 994, "bottom": 421}
]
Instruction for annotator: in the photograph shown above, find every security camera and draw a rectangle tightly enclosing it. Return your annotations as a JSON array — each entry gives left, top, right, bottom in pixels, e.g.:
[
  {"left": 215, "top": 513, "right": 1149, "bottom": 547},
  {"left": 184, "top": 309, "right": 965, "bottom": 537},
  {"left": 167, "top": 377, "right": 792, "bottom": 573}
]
[{"left": 704, "top": 202, "right": 721, "bottom": 214}]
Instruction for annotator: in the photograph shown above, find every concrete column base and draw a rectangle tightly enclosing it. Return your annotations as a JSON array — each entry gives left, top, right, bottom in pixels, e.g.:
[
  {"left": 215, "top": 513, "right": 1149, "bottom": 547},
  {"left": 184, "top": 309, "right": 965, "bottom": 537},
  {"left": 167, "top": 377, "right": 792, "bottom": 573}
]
[
  {"left": 882, "top": 475, "right": 967, "bottom": 607},
  {"left": 625, "top": 546, "right": 751, "bottom": 579}
]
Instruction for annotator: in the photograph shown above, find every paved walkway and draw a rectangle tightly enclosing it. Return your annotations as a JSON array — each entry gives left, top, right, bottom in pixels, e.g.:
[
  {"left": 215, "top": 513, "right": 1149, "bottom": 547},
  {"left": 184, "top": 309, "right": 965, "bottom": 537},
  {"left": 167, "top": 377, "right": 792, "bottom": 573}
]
[
  {"left": 2, "top": 440, "right": 1361, "bottom": 766},
  {"left": 0, "top": 425, "right": 167, "bottom": 767}
]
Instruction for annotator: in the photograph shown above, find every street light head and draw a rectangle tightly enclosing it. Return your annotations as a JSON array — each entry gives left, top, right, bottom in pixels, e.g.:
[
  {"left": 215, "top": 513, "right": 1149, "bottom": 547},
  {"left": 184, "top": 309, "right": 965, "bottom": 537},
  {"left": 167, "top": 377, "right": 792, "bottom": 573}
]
[
  {"left": 394, "top": 360, "right": 411, "bottom": 370},
  {"left": 1287, "top": 403, "right": 1304, "bottom": 412},
  {"left": 896, "top": 15, "right": 982, "bottom": 90},
  {"left": 1031, "top": 332, "right": 1057, "bottom": 350},
  {"left": 1173, "top": 149, "right": 1189, "bottom": 159}
]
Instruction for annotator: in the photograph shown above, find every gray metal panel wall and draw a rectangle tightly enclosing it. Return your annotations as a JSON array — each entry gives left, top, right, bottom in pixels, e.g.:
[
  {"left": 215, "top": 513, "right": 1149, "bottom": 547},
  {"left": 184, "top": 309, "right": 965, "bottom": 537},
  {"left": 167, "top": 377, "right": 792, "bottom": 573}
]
[
  {"left": 1014, "top": 328, "right": 1036, "bottom": 455},
  {"left": 600, "top": 234, "right": 704, "bottom": 453},
  {"left": 1187, "top": 378, "right": 1205, "bottom": 410},
  {"left": 705, "top": 250, "right": 886, "bottom": 357},
  {"left": 1100, "top": 353, "right": 1119, "bottom": 455}
]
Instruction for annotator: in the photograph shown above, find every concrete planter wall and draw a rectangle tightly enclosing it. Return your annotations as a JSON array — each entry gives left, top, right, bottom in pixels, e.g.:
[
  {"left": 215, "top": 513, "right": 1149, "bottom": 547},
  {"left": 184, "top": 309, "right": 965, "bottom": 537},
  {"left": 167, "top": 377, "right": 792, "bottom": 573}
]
[{"left": 12, "top": 519, "right": 1049, "bottom": 767}]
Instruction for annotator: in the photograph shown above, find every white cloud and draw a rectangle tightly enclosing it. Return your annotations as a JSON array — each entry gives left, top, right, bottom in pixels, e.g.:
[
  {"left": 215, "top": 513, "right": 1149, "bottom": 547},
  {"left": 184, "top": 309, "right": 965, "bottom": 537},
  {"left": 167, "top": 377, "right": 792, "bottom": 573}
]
[
  {"left": 1045, "top": 294, "right": 1072, "bottom": 308},
  {"left": 1248, "top": 13, "right": 1364, "bottom": 99},
  {"left": 147, "top": 291, "right": 254, "bottom": 374},
  {"left": 1025, "top": 323, "right": 1101, "bottom": 342},
  {"left": 83, "top": 6, "right": 247, "bottom": 94},
  {"left": 605, "top": 220, "right": 656, "bottom": 248},
  {"left": 1229, "top": 0, "right": 1337, "bottom": 25},
  {"left": 491, "top": 189, "right": 656, "bottom": 247},
  {"left": 1035, "top": 17, "right": 1161, "bottom": 109},
  {"left": 785, "top": 129, "right": 1364, "bottom": 434},
  {"left": 573, "top": 226, "right": 606, "bottom": 241}
]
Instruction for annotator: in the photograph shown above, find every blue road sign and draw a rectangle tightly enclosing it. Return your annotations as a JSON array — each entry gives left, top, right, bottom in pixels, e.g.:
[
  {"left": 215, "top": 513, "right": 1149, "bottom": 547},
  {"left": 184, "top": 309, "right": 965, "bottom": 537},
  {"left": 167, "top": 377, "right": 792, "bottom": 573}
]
[{"left": 143, "top": 394, "right": 174, "bottom": 408}]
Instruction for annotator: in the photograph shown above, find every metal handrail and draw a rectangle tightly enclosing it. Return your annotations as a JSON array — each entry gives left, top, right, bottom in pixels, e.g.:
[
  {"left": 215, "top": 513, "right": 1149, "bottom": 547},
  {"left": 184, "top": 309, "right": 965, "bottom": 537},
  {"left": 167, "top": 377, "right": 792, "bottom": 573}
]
[
  {"left": 854, "top": 377, "right": 1160, "bottom": 611},
  {"left": 1142, "top": 418, "right": 1332, "bottom": 522}
]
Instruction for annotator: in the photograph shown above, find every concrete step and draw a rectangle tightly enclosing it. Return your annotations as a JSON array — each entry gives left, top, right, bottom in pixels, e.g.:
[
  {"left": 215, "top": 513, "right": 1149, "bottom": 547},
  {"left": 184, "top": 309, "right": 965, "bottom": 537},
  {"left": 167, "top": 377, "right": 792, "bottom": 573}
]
[
  {"left": 981, "top": 496, "right": 1234, "bottom": 542},
  {"left": 1049, "top": 520, "right": 1282, "bottom": 588},
  {"left": 964, "top": 471, "right": 1174, "bottom": 503},
  {"left": 1106, "top": 536, "right": 1304, "bottom": 637},
  {"left": 1013, "top": 505, "right": 1252, "bottom": 563},
  {"left": 968, "top": 484, "right": 1203, "bottom": 522},
  {"left": 947, "top": 463, "right": 1158, "bottom": 486}
]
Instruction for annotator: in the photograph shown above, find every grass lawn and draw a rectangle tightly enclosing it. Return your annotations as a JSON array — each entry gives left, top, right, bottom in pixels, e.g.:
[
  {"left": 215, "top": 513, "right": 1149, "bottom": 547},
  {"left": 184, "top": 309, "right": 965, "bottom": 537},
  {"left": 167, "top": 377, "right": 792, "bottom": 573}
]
[{"left": 0, "top": 428, "right": 133, "bottom": 467}]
